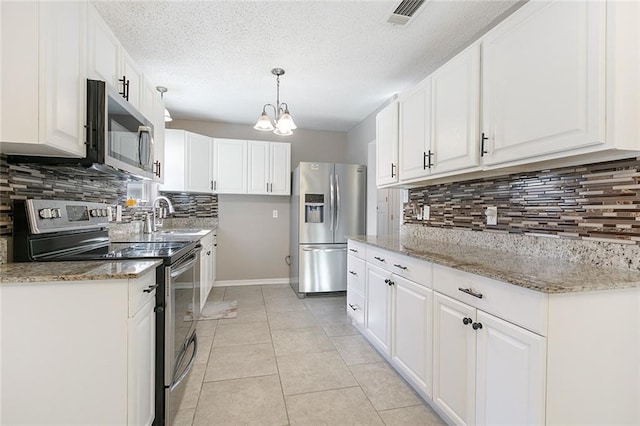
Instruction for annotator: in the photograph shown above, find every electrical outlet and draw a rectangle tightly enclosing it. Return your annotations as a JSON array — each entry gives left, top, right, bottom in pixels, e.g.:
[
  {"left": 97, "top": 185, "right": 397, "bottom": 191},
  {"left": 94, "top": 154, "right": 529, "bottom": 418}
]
[
  {"left": 485, "top": 206, "right": 498, "bottom": 225},
  {"left": 272, "top": 209, "right": 279, "bottom": 218},
  {"left": 423, "top": 205, "right": 430, "bottom": 221}
]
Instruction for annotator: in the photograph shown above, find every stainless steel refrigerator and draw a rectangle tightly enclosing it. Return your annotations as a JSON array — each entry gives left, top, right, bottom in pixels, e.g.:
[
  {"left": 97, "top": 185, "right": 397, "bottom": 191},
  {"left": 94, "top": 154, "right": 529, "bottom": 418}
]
[{"left": 290, "top": 162, "right": 366, "bottom": 297}]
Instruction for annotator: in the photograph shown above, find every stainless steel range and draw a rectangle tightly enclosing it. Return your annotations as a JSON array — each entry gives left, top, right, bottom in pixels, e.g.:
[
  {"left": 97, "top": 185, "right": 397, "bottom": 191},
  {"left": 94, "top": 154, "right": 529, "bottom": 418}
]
[{"left": 13, "top": 199, "right": 201, "bottom": 425}]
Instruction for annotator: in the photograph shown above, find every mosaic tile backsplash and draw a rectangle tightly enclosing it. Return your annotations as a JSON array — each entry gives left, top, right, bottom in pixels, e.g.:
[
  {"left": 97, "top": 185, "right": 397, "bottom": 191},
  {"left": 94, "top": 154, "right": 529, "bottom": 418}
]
[
  {"left": 405, "top": 157, "right": 640, "bottom": 244},
  {"left": 0, "top": 154, "right": 218, "bottom": 237}
]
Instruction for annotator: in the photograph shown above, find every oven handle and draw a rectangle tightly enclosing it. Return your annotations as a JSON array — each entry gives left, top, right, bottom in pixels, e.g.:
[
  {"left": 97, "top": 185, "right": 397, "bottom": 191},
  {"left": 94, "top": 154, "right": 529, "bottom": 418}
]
[
  {"left": 170, "top": 332, "right": 198, "bottom": 391},
  {"left": 170, "top": 253, "right": 198, "bottom": 278}
]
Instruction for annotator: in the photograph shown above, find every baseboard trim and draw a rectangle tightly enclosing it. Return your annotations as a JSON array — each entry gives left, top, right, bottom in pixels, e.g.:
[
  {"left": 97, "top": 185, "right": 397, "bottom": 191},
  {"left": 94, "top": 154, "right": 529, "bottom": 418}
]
[{"left": 213, "top": 278, "right": 291, "bottom": 287}]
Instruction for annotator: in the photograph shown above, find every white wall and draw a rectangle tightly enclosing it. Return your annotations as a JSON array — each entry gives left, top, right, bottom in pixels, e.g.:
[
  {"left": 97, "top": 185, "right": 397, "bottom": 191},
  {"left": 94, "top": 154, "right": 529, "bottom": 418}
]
[{"left": 168, "top": 119, "right": 348, "bottom": 281}]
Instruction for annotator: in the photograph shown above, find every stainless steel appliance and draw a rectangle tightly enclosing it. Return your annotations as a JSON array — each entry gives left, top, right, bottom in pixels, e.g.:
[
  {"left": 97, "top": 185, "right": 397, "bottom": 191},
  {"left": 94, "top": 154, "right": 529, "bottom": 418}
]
[
  {"left": 12, "top": 199, "right": 200, "bottom": 425},
  {"left": 8, "top": 80, "right": 156, "bottom": 180},
  {"left": 290, "top": 162, "right": 366, "bottom": 297}
]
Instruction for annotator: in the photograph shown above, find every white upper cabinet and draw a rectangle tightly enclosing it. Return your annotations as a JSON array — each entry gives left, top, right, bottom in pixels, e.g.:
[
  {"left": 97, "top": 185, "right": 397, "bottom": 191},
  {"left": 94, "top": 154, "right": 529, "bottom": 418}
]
[
  {"left": 399, "top": 80, "right": 431, "bottom": 182},
  {"left": 87, "top": 3, "right": 151, "bottom": 120},
  {"left": 430, "top": 42, "right": 481, "bottom": 175},
  {"left": 376, "top": 102, "right": 399, "bottom": 186},
  {"left": 213, "top": 138, "right": 247, "bottom": 194},
  {"left": 161, "top": 129, "right": 215, "bottom": 193},
  {"left": 1, "top": 1, "right": 87, "bottom": 157},
  {"left": 482, "top": 1, "right": 606, "bottom": 165},
  {"left": 247, "top": 141, "right": 291, "bottom": 195}
]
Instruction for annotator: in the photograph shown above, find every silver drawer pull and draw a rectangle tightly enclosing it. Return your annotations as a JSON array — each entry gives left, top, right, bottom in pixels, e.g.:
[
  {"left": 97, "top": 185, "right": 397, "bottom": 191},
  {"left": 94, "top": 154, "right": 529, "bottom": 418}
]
[
  {"left": 374, "top": 256, "right": 385, "bottom": 262},
  {"left": 458, "top": 287, "right": 483, "bottom": 299},
  {"left": 349, "top": 248, "right": 358, "bottom": 253},
  {"left": 393, "top": 264, "right": 407, "bottom": 270},
  {"left": 349, "top": 271, "right": 358, "bottom": 276},
  {"left": 348, "top": 303, "right": 359, "bottom": 311}
]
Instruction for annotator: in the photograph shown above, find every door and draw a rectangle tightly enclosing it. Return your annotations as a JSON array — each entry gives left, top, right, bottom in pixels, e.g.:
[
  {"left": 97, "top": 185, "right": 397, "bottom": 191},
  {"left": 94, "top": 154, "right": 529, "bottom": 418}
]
[
  {"left": 42, "top": 1, "right": 86, "bottom": 157},
  {"left": 128, "top": 297, "right": 155, "bottom": 426},
  {"left": 376, "top": 102, "right": 399, "bottom": 186},
  {"left": 121, "top": 49, "right": 142, "bottom": 110},
  {"left": 399, "top": 80, "right": 431, "bottom": 181},
  {"left": 87, "top": 4, "right": 120, "bottom": 89},
  {"left": 298, "top": 162, "right": 333, "bottom": 244},
  {"left": 186, "top": 132, "right": 214, "bottom": 193},
  {"left": 298, "top": 244, "right": 347, "bottom": 293},
  {"left": 482, "top": 0, "right": 605, "bottom": 165},
  {"left": 269, "top": 142, "right": 291, "bottom": 195},
  {"left": 334, "top": 163, "right": 366, "bottom": 243},
  {"left": 392, "top": 275, "right": 433, "bottom": 398},
  {"left": 433, "top": 293, "right": 476, "bottom": 426},
  {"left": 475, "top": 311, "right": 546, "bottom": 426},
  {"left": 247, "top": 140, "right": 270, "bottom": 194},
  {"left": 214, "top": 138, "right": 247, "bottom": 194},
  {"left": 365, "top": 263, "right": 392, "bottom": 356},
  {"left": 430, "top": 42, "right": 481, "bottom": 175}
]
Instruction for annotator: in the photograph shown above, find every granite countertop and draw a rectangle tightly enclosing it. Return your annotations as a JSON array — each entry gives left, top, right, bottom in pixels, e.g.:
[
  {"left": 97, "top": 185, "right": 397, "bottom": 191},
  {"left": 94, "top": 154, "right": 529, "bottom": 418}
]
[
  {"left": 112, "top": 228, "right": 215, "bottom": 243},
  {"left": 0, "top": 260, "right": 162, "bottom": 284},
  {"left": 349, "top": 235, "right": 640, "bottom": 294}
]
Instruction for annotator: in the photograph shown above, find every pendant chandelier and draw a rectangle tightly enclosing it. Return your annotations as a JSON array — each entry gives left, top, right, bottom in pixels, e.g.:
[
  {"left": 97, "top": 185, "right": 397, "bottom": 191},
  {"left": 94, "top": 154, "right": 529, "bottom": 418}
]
[{"left": 253, "top": 68, "right": 297, "bottom": 136}]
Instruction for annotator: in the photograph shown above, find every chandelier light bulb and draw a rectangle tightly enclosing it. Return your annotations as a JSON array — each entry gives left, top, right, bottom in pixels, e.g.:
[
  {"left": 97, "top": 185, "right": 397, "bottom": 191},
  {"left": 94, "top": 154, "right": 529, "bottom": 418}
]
[{"left": 253, "top": 112, "right": 274, "bottom": 131}]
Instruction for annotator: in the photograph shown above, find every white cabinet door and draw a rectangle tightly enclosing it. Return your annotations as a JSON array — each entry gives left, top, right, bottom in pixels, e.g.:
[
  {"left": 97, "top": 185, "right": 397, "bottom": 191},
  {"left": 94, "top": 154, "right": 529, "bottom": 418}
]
[
  {"left": 160, "top": 129, "right": 186, "bottom": 191},
  {"left": 430, "top": 43, "right": 481, "bottom": 176},
  {"left": 128, "top": 296, "right": 155, "bottom": 426},
  {"left": 482, "top": 1, "right": 605, "bottom": 165},
  {"left": 200, "top": 243, "right": 210, "bottom": 311},
  {"left": 152, "top": 91, "right": 165, "bottom": 183},
  {"left": 376, "top": 102, "right": 399, "bottom": 186},
  {"left": 269, "top": 142, "right": 291, "bottom": 195},
  {"left": 140, "top": 77, "right": 156, "bottom": 121},
  {"left": 392, "top": 275, "right": 433, "bottom": 398},
  {"left": 475, "top": 311, "right": 546, "bottom": 426},
  {"left": 186, "top": 132, "right": 215, "bottom": 193},
  {"left": 121, "top": 49, "right": 143, "bottom": 111},
  {"left": 247, "top": 140, "right": 270, "bottom": 194},
  {"left": 365, "top": 263, "right": 392, "bottom": 356},
  {"left": 87, "top": 4, "right": 120, "bottom": 89},
  {"left": 399, "top": 80, "right": 431, "bottom": 181},
  {"left": 433, "top": 292, "right": 476, "bottom": 426},
  {"left": 214, "top": 138, "right": 247, "bottom": 194},
  {"left": 2, "top": 1, "right": 87, "bottom": 157}
]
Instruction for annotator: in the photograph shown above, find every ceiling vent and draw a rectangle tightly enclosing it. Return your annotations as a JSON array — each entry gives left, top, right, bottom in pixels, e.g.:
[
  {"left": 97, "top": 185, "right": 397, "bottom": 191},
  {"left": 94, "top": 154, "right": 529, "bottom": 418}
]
[{"left": 385, "top": 0, "right": 427, "bottom": 26}]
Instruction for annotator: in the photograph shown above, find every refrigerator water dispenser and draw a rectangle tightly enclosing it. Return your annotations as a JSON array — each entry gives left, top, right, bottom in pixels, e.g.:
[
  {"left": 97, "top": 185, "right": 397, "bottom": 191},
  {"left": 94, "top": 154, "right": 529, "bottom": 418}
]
[{"left": 304, "top": 194, "right": 324, "bottom": 223}]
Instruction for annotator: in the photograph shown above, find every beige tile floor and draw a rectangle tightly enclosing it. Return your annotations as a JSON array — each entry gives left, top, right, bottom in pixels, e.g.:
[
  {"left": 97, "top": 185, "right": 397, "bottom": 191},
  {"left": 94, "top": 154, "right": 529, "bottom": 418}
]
[{"left": 173, "top": 284, "right": 447, "bottom": 426}]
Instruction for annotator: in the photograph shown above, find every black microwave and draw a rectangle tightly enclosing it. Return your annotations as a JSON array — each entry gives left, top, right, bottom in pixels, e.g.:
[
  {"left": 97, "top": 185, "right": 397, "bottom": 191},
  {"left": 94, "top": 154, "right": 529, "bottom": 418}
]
[{"left": 8, "top": 79, "right": 155, "bottom": 180}]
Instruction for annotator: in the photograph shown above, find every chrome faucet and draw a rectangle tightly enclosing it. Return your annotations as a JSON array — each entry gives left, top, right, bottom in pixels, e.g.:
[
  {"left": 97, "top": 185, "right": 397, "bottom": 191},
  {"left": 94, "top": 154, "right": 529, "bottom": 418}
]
[{"left": 151, "top": 196, "right": 175, "bottom": 232}]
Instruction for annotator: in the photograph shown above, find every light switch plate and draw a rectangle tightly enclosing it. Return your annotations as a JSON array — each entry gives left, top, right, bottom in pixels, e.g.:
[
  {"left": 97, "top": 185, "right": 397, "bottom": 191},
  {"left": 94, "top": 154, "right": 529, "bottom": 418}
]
[
  {"left": 272, "top": 210, "right": 279, "bottom": 218},
  {"left": 486, "top": 206, "right": 497, "bottom": 225}
]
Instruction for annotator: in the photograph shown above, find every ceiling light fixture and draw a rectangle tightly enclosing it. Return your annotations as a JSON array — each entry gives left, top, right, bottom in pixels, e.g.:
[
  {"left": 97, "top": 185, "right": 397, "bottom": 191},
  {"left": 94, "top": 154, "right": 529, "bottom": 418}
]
[
  {"left": 156, "top": 86, "right": 173, "bottom": 122},
  {"left": 254, "top": 68, "right": 297, "bottom": 136}
]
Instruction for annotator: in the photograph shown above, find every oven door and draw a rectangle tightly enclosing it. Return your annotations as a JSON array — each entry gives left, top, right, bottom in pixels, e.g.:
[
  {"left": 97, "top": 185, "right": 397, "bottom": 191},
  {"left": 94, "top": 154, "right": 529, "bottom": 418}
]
[{"left": 164, "top": 248, "right": 200, "bottom": 425}]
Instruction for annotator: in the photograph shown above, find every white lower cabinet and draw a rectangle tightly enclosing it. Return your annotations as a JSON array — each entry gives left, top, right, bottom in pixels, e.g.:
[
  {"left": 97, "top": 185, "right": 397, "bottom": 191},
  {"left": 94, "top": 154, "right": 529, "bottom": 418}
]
[
  {"left": 1, "top": 270, "right": 157, "bottom": 425},
  {"left": 433, "top": 293, "right": 546, "bottom": 426},
  {"left": 350, "top": 239, "right": 640, "bottom": 425},
  {"left": 392, "top": 275, "right": 433, "bottom": 399}
]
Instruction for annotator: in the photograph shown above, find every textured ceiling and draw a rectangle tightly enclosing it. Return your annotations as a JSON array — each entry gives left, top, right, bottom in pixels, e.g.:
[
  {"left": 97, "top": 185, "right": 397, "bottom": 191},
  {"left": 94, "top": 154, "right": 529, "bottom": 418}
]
[{"left": 93, "top": 0, "right": 523, "bottom": 132}]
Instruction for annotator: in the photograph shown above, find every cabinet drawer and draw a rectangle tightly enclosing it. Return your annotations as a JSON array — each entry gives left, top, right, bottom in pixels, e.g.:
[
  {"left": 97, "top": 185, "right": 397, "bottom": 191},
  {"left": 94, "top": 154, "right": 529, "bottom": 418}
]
[
  {"left": 367, "top": 246, "right": 432, "bottom": 288},
  {"left": 347, "top": 240, "right": 366, "bottom": 260},
  {"left": 129, "top": 269, "right": 157, "bottom": 317},
  {"left": 347, "top": 286, "right": 364, "bottom": 328},
  {"left": 433, "top": 264, "right": 548, "bottom": 335},
  {"left": 347, "top": 255, "right": 366, "bottom": 294}
]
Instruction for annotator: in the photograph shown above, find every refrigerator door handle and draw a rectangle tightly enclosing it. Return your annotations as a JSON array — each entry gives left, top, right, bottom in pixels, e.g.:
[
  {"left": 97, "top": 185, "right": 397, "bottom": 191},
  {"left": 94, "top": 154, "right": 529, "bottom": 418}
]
[
  {"left": 335, "top": 174, "right": 340, "bottom": 235},
  {"left": 330, "top": 173, "right": 335, "bottom": 232}
]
